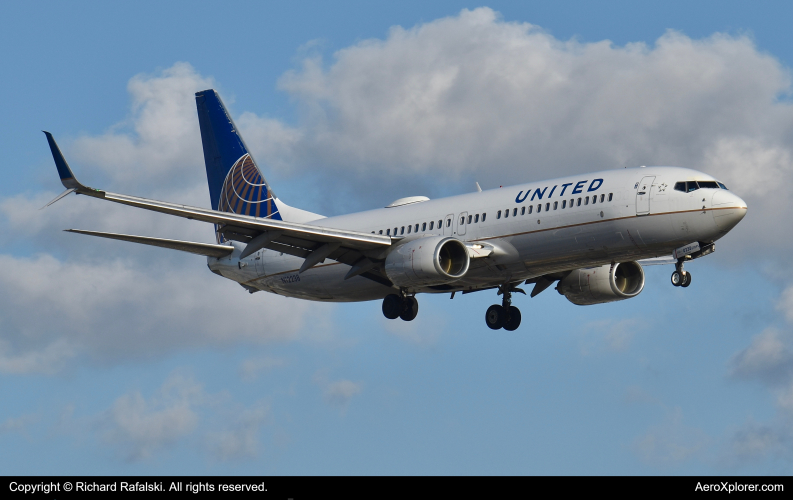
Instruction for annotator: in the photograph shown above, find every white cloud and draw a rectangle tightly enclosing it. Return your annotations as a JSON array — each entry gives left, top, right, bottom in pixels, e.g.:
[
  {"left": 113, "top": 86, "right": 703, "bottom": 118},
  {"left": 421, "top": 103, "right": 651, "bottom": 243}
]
[
  {"left": 724, "top": 326, "right": 793, "bottom": 465},
  {"left": 580, "top": 318, "right": 639, "bottom": 355},
  {"left": 323, "top": 379, "right": 362, "bottom": 407},
  {"left": 99, "top": 372, "right": 202, "bottom": 461},
  {"left": 239, "top": 356, "right": 288, "bottom": 382},
  {"left": 205, "top": 404, "right": 270, "bottom": 461},
  {"left": 0, "top": 414, "right": 37, "bottom": 435},
  {"left": 71, "top": 62, "right": 212, "bottom": 191},
  {"left": 778, "top": 286, "right": 793, "bottom": 324},
  {"left": 729, "top": 327, "right": 793, "bottom": 386},
  {"left": 0, "top": 253, "right": 317, "bottom": 371},
  {"left": 632, "top": 407, "right": 709, "bottom": 468},
  {"left": 313, "top": 372, "right": 362, "bottom": 410}
]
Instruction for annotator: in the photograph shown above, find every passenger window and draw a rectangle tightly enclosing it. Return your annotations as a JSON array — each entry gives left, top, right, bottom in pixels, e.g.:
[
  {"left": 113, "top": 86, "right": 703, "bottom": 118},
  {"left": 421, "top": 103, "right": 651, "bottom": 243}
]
[
  {"left": 407, "top": 225, "right": 411, "bottom": 234},
  {"left": 608, "top": 193, "right": 613, "bottom": 202},
  {"left": 429, "top": 221, "right": 434, "bottom": 230},
  {"left": 497, "top": 210, "right": 502, "bottom": 219},
  {"left": 600, "top": 194, "right": 605, "bottom": 203},
  {"left": 520, "top": 206, "right": 525, "bottom": 215},
  {"left": 512, "top": 208, "right": 517, "bottom": 217},
  {"left": 379, "top": 230, "right": 383, "bottom": 234},
  {"left": 577, "top": 198, "right": 582, "bottom": 206},
  {"left": 415, "top": 223, "right": 419, "bottom": 232},
  {"left": 674, "top": 182, "right": 686, "bottom": 192},
  {"left": 545, "top": 202, "right": 550, "bottom": 211},
  {"left": 422, "top": 222, "right": 426, "bottom": 231},
  {"left": 591, "top": 196, "right": 596, "bottom": 205},
  {"left": 482, "top": 213, "right": 487, "bottom": 222},
  {"left": 475, "top": 214, "right": 479, "bottom": 223},
  {"left": 446, "top": 219, "right": 451, "bottom": 227},
  {"left": 467, "top": 215, "right": 472, "bottom": 224},
  {"left": 537, "top": 204, "right": 542, "bottom": 213},
  {"left": 528, "top": 205, "right": 533, "bottom": 214},
  {"left": 687, "top": 181, "right": 699, "bottom": 192},
  {"left": 394, "top": 227, "right": 398, "bottom": 235},
  {"left": 570, "top": 198, "right": 574, "bottom": 207},
  {"left": 504, "top": 208, "right": 509, "bottom": 218},
  {"left": 562, "top": 200, "right": 567, "bottom": 209},
  {"left": 401, "top": 226, "right": 405, "bottom": 235},
  {"left": 585, "top": 196, "right": 589, "bottom": 205},
  {"left": 386, "top": 229, "right": 391, "bottom": 235},
  {"left": 438, "top": 220, "right": 442, "bottom": 228},
  {"left": 553, "top": 201, "right": 558, "bottom": 210},
  {"left": 460, "top": 216, "right": 465, "bottom": 225}
]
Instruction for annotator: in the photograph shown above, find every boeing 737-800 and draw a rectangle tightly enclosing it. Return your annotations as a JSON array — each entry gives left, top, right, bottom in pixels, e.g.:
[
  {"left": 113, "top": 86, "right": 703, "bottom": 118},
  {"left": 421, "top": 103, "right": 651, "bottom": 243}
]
[{"left": 43, "top": 90, "right": 747, "bottom": 330}]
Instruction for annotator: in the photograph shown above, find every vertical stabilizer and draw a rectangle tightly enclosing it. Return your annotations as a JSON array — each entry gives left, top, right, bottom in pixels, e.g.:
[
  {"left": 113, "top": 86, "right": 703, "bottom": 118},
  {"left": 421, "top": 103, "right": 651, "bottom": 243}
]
[{"left": 195, "top": 90, "right": 282, "bottom": 222}]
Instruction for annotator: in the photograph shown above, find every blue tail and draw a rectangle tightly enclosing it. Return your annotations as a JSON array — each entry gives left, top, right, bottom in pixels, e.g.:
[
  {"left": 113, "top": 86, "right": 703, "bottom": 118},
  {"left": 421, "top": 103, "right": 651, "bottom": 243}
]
[{"left": 195, "top": 90, "right": 282, "bottom": 222}]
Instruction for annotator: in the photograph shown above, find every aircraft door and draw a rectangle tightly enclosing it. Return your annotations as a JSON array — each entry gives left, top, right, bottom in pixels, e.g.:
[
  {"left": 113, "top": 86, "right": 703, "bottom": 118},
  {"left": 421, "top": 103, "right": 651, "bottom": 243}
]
[
  {"left": 636, "top": 176, "right": 655, "bottom": 215},
  {"left": 443, "top": 214, "right": 454, "bottom": 236},
  {"left": 457, "top": 212, "right": 468, "bottom": 236},
  {"left": 254, "top": 249, "right": 267, "bottom": 276}
]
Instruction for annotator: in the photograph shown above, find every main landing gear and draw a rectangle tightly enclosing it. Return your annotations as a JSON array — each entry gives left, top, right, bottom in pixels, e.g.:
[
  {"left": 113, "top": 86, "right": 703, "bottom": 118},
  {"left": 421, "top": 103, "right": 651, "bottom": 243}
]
[
  {"left": 671, "top": 259, "right": 692, "bottom": 288},
  {"left": 485, "top": 284, "right": 524, "bottom": 331},
  {"left": 382, "top": 293, "right": 419, "bottom": 321}
]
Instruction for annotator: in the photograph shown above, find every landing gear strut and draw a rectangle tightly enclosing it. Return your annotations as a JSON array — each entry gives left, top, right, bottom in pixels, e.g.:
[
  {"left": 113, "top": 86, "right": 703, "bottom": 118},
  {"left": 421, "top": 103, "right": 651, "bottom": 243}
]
[
  {"left": 382, "top": 293, "right": 419, "bottom": 321},
  {"left": 485, "top": 284, "right": 523, "bottom": 330},
  {"left": 671, "top": 259, "right": 692, "bottom": 288}
]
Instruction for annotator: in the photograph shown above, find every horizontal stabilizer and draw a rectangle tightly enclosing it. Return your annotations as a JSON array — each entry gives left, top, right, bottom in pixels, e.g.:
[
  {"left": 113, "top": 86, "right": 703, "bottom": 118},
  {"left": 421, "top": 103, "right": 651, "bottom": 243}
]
[{"left": 65, "top": 229, "right": 234, "bottom": 258}]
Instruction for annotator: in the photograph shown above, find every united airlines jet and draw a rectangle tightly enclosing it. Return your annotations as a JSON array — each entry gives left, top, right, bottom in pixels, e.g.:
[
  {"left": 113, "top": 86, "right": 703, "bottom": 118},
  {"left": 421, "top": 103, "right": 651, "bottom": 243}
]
[{"left": 43, "top": 90, "right": 747, "bottom": 330}]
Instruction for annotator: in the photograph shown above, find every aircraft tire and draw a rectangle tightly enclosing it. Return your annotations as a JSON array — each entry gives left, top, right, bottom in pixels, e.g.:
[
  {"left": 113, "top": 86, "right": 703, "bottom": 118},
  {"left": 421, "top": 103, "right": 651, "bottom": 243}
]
[
  {"left": 671, "top": 271, "right": 683, "bottom": 287},
  {"left": 503, "top": 306, "right": 521, "bottom": 331},
  {"left": 400, "top": 297, "right": 419, "bottom": 321},
  {"left": 486, "top": 304, "right": 505, "bottom": 330},
  {"left": 382, "top": 294, "right": 402, "bottom": 320},
  {"left": 681, "top": 272, "right": 692, "bottom": 288}
]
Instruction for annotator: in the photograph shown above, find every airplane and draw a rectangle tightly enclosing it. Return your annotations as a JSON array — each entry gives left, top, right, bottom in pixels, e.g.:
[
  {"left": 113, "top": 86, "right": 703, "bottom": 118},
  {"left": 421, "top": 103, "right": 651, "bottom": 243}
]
[{"left": 42, "top": 89, "right": 748, "bottom": 330}]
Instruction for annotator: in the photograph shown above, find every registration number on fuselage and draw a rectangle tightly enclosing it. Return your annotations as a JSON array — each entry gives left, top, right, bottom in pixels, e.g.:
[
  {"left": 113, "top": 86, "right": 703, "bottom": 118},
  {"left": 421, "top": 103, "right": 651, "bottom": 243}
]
[{"left": 280, "top": 274, "right": 301, "bottom": 284}]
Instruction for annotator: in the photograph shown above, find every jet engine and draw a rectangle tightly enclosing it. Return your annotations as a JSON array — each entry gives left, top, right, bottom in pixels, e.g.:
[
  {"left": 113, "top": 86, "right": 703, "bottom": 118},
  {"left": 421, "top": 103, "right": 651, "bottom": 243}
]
[
  {"left": 556, "top": 261, "right": 645, "bottom": 306},
  {"left": 384, "top": 236, "right": 470, "bottom": 287}
]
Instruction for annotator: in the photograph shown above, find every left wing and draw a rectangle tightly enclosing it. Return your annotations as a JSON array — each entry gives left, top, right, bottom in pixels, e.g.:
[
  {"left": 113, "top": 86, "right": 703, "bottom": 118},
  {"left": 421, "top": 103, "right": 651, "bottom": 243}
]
[{"left": 43, "top": 132, "right": 394, "bottom": 281}]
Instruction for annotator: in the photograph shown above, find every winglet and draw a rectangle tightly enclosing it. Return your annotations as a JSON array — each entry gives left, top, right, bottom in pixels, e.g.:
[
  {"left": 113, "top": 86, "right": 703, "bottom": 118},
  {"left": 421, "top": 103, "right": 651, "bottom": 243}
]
[
  {"left": 41, "top": 131, "right": 99, "bottom": 209},
  {"left": 43, "top": 131, "right": 84, "bottom": 189}
]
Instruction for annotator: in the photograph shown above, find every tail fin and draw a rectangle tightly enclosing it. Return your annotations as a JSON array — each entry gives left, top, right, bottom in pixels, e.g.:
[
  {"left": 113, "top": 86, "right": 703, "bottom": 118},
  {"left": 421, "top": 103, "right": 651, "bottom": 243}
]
[{"left": 195, "top": 90, "right": 282, "bottom": 222}]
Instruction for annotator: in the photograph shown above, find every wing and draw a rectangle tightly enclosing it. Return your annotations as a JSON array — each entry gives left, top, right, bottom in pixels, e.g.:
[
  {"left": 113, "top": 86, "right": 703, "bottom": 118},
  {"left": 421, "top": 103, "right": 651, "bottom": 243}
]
[
  {"left": 43, "top": 132, "right": 394, "bottom": 280},
  {"left": 65, "top": 229, "right": 234, "bottom": 258}
]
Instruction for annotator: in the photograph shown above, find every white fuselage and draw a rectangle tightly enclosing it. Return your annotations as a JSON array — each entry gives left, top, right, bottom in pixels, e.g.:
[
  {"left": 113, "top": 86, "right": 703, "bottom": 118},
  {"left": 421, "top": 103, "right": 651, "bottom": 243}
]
[{"left": 208, "top": 166, "right": 747, "bottom": 301}]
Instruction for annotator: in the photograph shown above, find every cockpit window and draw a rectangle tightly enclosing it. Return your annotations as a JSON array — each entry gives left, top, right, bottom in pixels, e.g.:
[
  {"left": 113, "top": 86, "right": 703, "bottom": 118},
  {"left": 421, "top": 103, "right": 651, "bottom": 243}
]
[
  {"left": 718, "top": 182, "right": 728, "bottom": 190},
  {"left": 698, "top": 181, "right": 719, "bottom": 189},
  {"left": 687, "top": 181, "right": 699, "bottom": 192},
  {"left": 674, "top": 182, "right": 686, "bottom": 192}
]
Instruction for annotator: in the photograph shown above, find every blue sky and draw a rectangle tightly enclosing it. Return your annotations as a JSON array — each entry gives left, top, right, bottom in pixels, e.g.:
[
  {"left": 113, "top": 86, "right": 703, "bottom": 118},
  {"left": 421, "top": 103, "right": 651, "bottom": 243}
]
[{"left": 2, "top": 1, "right": 793, "bottom": 475}]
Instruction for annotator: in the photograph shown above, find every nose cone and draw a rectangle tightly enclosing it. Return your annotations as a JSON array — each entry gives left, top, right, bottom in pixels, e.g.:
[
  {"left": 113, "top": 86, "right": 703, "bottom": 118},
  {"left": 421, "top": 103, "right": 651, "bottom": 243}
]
[{"left": 712, "top": 190, "right": 747, "bottom": 233}]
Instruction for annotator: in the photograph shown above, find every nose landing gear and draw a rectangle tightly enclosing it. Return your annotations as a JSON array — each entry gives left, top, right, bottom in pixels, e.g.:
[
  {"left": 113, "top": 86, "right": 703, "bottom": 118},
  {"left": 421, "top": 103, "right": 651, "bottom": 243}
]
[
  {"left": 671, "top": 259, "right": 692, "bottom": 288},
  {"left": 485, "top": 284, "right": 524, "bottom": 330},
  {"left": 382, "top": 293, "right": 419, "bottom": 321}
]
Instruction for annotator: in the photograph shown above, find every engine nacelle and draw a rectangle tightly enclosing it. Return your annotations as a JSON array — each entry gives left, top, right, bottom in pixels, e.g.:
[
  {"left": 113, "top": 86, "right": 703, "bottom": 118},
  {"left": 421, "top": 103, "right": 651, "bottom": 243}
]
[
  {"left": 557, "top": 261, "right": 645, "bottom": 306},
  {"left": 384, "top": 236, "right": 470, "bottom": 287}
]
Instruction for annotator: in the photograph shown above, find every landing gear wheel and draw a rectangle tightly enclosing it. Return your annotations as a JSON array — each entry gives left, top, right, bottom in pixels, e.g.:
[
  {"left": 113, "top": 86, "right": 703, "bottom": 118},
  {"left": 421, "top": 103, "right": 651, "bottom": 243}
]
[
  {"left": 382, "top": 294, "right": 402, "bottom": 319},
  {"left": 486, "top": 305, "right": 506, "bottom": 330},
  {"left": 681, "top": 272, "right": 692, "bottom": 288},
  {"left": 671, "top": 271, "right": 683, "bottom": 287},
  {"left": 400, "top": 297, "right": 419, "bottom": 321},
  {"left": 503, "top": 306, "right": 522, "bottom": 331}
]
